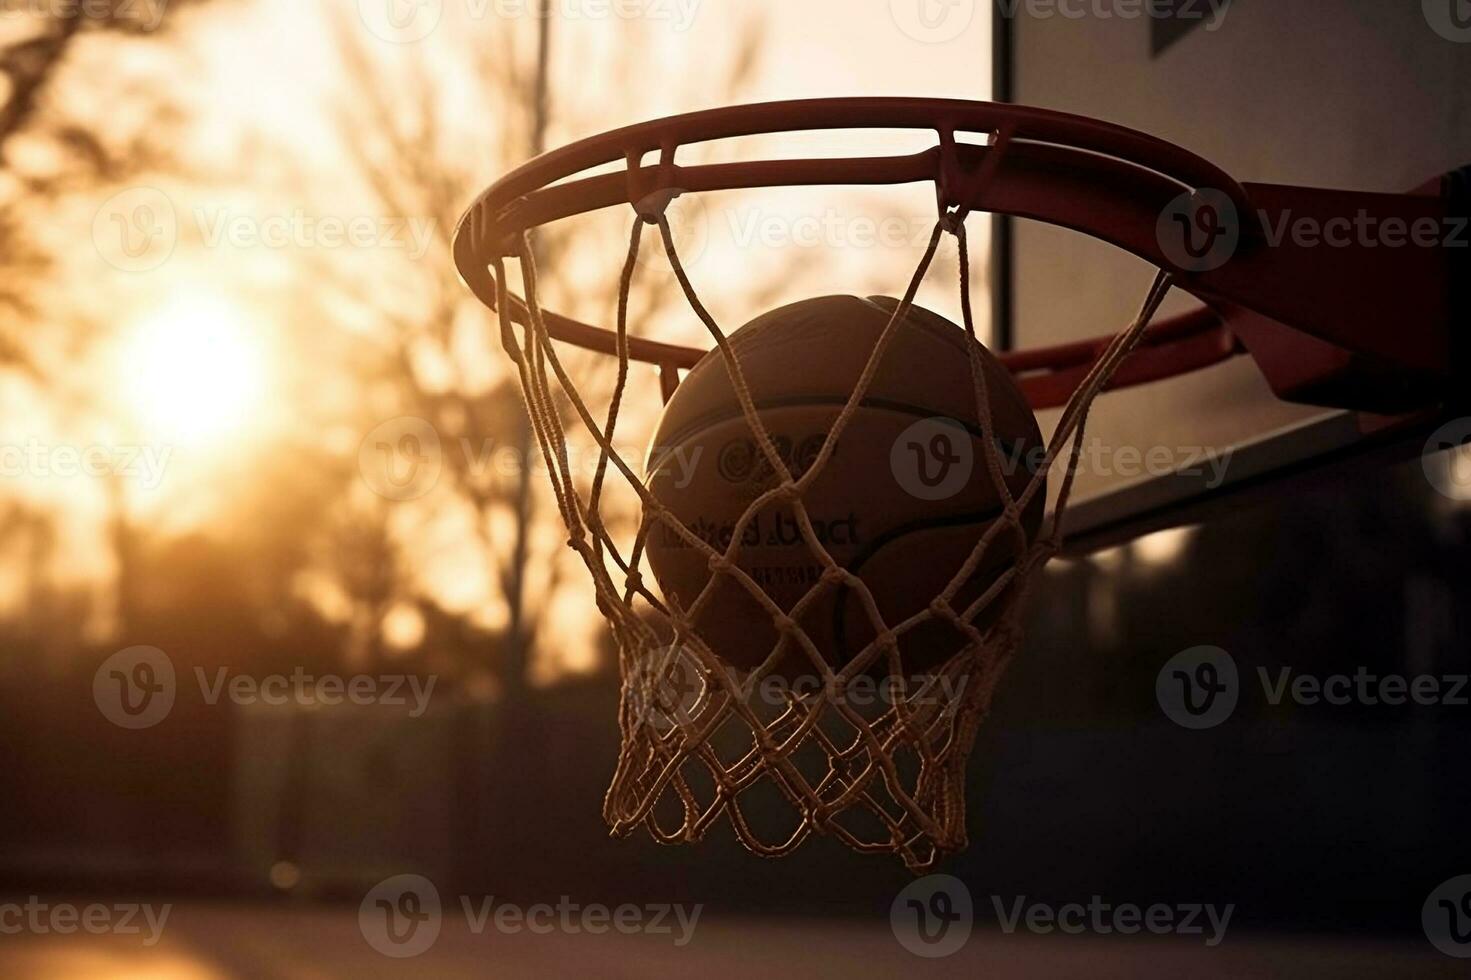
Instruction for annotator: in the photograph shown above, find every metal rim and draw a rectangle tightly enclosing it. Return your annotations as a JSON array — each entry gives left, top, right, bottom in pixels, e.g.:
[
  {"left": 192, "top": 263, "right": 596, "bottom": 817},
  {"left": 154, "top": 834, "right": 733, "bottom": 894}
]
[{"left": 451, "top": 97, "right": 1253, "bottom": 407}]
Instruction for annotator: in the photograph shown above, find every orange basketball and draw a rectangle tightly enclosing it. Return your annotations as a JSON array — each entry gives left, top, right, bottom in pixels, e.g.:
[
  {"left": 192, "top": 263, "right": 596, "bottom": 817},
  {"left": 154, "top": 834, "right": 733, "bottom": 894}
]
[{"left": 643, "top": 296, "right": 1045, "bottom": 678}]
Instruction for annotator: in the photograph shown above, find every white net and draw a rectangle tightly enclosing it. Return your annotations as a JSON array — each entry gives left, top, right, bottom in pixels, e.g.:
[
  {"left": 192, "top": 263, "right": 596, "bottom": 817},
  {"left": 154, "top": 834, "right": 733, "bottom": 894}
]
[{"left": 492, "top": 204, "right": 1173, "bottom": 871}]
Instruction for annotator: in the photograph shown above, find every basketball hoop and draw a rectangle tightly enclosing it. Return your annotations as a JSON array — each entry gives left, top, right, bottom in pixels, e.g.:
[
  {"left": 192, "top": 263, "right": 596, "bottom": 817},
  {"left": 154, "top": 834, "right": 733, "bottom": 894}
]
[{"left": 453, "top": 99, "right": 1459, "bottom": 870}]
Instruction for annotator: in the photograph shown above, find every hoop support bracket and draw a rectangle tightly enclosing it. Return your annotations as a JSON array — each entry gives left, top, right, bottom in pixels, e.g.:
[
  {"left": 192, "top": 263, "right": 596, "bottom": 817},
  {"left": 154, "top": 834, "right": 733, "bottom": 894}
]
[
  {"left": 627, "top": 142, "right": 683, "bottom": 222},
  {"left": 936, "top": 123, "right": 1015, "bottom": 231}
]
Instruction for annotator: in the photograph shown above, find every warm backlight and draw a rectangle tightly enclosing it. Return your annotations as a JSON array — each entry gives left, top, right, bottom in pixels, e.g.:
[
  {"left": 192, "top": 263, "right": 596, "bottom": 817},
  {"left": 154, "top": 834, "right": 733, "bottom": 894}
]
[{"left": 118, "top": 291, "right": 267, "bottom": 447}]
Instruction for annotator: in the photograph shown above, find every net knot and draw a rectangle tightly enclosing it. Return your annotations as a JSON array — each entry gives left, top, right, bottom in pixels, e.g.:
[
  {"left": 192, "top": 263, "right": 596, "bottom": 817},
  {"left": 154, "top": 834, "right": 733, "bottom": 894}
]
[
  {"left": 633, "top": 187, "right": 682, "bottom": 224},
  {"left": 707, "top": 554, "right": 734, "bottom": 575},
  {"left": 928, "top": 597, "right": 956, "bottom": 621},
  {"left": 776, "top": 480, "right": 800, "bottom": 502},
  {"left": 820, "top": 565, "right": 847, "bottom": 586},
  {"left": 623, "top": 570, "right": 644, "bottom": 593}
]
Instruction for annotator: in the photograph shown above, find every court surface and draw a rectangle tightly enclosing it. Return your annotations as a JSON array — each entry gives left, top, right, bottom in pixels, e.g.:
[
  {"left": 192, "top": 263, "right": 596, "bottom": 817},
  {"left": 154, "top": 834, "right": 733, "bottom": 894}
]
[{"left": 0, "top": 899, "right": 1460, "bottom": 979}]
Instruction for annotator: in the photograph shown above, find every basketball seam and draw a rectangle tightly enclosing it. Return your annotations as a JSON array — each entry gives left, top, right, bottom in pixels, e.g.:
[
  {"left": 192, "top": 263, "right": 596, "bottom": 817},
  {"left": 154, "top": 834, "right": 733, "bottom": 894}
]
[
  {"left": 666, "top": 296, "right": 1034, "bottom": 451},
  {"left": 830, "top": 502, "right": 1029, "bottom": 659}
]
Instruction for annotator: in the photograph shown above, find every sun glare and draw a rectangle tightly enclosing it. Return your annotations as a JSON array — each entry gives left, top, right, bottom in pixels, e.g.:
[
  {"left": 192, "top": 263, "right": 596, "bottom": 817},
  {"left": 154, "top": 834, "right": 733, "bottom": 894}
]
[{"left": 118, "top": 292, "right": 268, "bottom": 447}]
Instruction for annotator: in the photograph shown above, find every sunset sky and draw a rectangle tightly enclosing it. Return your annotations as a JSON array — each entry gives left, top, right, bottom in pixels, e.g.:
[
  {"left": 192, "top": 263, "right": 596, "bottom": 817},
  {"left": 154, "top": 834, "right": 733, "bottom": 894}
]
[{"left": 0, "top": 0, "right": 1003, "bottom": 675}]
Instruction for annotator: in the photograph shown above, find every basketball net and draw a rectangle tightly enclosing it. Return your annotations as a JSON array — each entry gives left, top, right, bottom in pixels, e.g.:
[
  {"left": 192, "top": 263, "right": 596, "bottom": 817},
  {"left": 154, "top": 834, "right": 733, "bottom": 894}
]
[{"left": 491, "top": 202, "right": 1173, "bottom": 872}]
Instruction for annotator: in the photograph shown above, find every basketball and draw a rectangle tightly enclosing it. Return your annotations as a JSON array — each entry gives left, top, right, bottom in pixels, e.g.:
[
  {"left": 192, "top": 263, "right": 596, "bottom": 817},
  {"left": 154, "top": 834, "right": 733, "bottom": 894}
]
[{"left": 643, "top": 295, "right": 1045, "bottom": 678}]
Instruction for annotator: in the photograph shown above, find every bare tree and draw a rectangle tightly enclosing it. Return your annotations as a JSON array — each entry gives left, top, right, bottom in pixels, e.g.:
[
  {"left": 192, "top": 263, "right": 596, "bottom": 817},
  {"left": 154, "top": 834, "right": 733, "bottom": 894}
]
[
  {"left": 0, "top": 3, "right": 226, "bottom": 643},
  {"left": 318, "top": 8, "right": 771, "bottom": 690},
  {"left": 0, "top": 1, "right": 215, "bottom": 352}
]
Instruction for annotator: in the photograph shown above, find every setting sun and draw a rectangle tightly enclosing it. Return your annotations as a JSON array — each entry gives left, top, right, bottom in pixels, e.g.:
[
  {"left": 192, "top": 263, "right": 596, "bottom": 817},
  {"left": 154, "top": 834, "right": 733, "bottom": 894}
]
[{"left": 117, "top": 291, "right": 268, "bottom": 447}]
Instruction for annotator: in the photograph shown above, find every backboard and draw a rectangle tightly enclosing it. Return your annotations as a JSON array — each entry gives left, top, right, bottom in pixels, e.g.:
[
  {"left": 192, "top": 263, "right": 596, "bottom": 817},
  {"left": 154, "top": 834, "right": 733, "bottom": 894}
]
[{"left": 1001, "top": 1, "right": 1471, "bottom": 551}]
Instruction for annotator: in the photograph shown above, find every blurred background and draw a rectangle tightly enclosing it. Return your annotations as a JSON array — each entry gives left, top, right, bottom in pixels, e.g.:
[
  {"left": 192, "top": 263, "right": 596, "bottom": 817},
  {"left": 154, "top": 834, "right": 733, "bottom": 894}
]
[{"left": 0, "top": 1, "right": 1468, "bottom": 976}]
